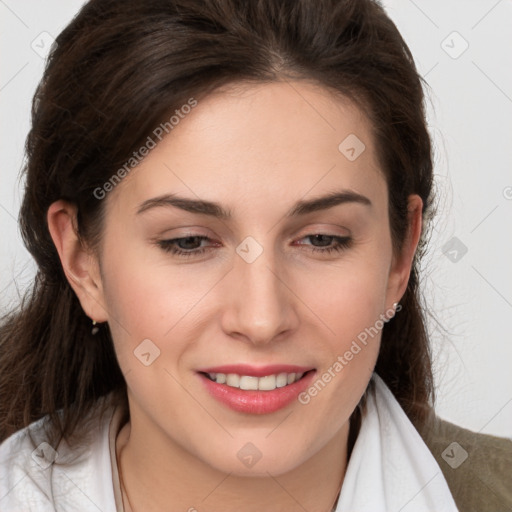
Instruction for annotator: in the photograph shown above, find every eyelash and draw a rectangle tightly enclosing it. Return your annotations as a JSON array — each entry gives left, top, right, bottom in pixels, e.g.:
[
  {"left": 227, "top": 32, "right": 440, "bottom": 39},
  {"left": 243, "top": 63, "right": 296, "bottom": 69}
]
[{"left": 157, "top": 234, "right": 352, "bottom": 259}]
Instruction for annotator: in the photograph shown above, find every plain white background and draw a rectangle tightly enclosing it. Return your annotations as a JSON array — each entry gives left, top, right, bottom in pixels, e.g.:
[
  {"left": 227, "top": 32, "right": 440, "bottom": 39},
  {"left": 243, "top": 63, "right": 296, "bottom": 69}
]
[{"left": 1, "top": 0, "right": 511, "bottom": 437}]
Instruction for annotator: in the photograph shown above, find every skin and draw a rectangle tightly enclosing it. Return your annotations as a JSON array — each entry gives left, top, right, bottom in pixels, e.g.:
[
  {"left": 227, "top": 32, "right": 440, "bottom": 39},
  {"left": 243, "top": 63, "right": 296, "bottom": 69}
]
[{"left": 48, "top": 81, "right": 422, "bottom": 512}]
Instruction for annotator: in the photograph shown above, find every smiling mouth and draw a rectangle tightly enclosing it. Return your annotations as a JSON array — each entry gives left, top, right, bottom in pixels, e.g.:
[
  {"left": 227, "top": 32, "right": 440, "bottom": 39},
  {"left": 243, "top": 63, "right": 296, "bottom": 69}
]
[{"left": 200, "top": 370, "right": 314, "bottom": 391}]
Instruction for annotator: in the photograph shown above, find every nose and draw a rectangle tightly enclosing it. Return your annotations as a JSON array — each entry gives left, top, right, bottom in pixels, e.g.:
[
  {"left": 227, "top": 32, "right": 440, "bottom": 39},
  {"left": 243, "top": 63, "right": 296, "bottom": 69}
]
[{"left": 220, "top": 243, "right": 299, "bottom": 346}]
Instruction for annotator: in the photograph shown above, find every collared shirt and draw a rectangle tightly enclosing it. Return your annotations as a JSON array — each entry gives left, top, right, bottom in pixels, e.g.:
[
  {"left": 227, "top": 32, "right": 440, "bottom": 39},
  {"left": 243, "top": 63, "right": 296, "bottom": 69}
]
[{"left": 1, "top": 374, "right": 510, "bottom": 511}]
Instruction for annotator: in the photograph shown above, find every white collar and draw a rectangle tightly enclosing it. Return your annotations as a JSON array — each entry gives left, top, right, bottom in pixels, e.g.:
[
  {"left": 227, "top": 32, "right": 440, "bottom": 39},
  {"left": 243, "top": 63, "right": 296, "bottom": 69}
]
[{"left": 335, "top": 373, "right": 459, "bottom": 511}]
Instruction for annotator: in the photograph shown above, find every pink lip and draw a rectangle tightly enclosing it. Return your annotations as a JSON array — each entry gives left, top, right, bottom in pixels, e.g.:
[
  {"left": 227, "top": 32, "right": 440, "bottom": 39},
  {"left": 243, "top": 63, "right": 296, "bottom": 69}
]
[
  {"left": 197, "top": 366, "right": 316, "bottom": 414},
  {"left": 197, "top": 364, "right": 313, "bottom": 377}
]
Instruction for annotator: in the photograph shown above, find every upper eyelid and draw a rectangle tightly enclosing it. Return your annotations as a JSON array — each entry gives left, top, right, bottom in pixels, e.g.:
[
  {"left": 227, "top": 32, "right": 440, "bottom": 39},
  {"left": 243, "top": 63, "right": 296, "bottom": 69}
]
[
  {"left": 164, "top": 232, "right": 348, "bottom": 240},
  {"left": 160, "top": 223, "right": 350, "bottom": 240}
]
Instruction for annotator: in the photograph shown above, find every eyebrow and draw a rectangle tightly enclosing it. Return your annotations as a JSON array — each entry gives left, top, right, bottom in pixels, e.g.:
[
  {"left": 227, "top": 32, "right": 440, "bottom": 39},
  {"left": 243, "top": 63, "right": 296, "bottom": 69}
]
[{"left": 136, "top": 189, "right": 372, "bottom": 219}]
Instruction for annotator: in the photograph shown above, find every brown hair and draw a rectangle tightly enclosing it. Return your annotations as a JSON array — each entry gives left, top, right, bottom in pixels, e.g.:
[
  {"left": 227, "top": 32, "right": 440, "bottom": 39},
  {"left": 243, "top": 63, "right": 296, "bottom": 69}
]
[{"left": 0, "top": 0, "right": 435, "bottom": 444}]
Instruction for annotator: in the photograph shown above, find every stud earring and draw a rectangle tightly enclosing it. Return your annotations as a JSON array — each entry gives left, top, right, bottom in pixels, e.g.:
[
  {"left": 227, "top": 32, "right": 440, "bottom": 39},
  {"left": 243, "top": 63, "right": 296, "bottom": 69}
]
[
  {"left": 385, "top": 302, "right": 399, "bottom": 322},
  {"left": 91, "top": 320, "right": 99, "bottom": 335}
]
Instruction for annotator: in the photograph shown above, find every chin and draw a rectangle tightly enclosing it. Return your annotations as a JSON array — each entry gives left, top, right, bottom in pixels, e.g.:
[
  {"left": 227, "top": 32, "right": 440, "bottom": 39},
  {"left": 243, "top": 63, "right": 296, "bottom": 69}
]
[{"left": 199, "top": 443, "right": 305, "bottom": 477}]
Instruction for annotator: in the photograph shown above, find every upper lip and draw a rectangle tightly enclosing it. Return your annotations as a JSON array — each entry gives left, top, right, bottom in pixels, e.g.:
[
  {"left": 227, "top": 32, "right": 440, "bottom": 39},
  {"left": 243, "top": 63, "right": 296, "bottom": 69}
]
[{"left": 197, "top": 364, "right": 315, "bottom": 377}]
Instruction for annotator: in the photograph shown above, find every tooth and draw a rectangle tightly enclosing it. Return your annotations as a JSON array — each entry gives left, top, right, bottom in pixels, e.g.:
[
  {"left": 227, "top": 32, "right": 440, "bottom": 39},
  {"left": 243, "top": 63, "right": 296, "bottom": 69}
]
[
  {"left": 226, "top": 374, "right": 240, "bottom": 388},
  {"left": 239, "top": 376, "right": 259, "bottom": 390},
  {"left": 276, "top": 373, "right": 288, "bottom": 388},
  {"left": 211, "top": 372, "right": 306, "bottom": 390},
  {"left": 258, "top": 374, "right": 277, "bottom": 390}
]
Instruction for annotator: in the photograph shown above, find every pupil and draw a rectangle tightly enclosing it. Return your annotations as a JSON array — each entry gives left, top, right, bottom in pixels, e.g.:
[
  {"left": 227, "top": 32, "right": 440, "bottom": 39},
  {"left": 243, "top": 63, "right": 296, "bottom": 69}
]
[
  {"left": 180, "top": 236, "right": 200, "bottom": 249},
  {"left": 313, "top": 234, "right": 331, "bottom": 247}
]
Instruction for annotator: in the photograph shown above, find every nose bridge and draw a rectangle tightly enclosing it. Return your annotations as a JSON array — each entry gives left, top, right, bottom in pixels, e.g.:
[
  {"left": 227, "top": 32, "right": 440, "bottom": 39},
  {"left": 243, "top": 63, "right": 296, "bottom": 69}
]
[{"left": 222, "top": 236, "right": 296, "bottom": 344}]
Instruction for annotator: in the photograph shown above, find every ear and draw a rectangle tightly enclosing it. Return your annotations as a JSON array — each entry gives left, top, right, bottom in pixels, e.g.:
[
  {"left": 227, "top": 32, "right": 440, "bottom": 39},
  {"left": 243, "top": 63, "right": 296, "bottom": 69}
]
[
  {"left": 385, "top": 194, "right": 423, "bottom": 308},
  {"left": 47, "top": 200, "right": 108, "bottom": 323}
]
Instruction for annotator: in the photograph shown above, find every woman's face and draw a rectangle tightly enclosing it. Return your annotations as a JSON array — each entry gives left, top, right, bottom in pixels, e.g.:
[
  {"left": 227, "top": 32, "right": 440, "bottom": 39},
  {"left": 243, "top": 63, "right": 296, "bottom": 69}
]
[{"left": 93, "top": 81, "right": 417, "bottom": 476}]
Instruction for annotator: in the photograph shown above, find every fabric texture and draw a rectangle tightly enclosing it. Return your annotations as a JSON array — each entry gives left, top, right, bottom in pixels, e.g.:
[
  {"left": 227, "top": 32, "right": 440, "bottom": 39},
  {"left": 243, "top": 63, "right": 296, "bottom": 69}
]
[
  {"left": 0, "top": 373, "right": 510, "bottom": 511},
  {"left": 335, "top": 373, "right": 458, "bottom": 511},
  {"left": 0, "top": 396, "right": 121, "bottom": 511},
  {"left": 418, "top": 413, "right": 512, "bottom": 512}
]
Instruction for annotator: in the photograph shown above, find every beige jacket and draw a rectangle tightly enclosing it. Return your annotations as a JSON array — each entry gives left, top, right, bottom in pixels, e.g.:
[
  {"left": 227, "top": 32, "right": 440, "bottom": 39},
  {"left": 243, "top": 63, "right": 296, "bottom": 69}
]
[{"left": 419, "top": 416, "right": 512, "bottom": 511}]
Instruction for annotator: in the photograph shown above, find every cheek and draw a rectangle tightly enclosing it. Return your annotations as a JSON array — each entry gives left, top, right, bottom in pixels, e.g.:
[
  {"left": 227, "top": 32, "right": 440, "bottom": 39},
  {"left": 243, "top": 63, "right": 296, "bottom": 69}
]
[
  {"left": 100, "top": 233, "right": 212, "bottom": 332},
  {"left": 296, "top": 245, "right": 391, "bottom": 415},
  {"left": 98, "top": 245, "right": 237, "bottom": 400},
  {"left": 312, "top": 271, "right": 386, "bottom": 386},
  {"left": 100, "top": 255, "right": 203, "bottom": 414},
  {"left": 98, "top": 243, "right": 184, "bottom": 365},
  {"left": 297, "top": 289, "right": 385, "bottom": 444},
  {"left": 304, "top": 250, "right": 391, "bottom": 343}
]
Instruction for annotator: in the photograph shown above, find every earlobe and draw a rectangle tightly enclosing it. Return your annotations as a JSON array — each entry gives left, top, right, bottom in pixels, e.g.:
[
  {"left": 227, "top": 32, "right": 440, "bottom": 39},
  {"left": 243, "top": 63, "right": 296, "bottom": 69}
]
[
  {"left": 386, "top": 194, "right": 423, "bottom": 307},
  {"left": 47, "top": 200, "right": 108, "bottom": 322}
]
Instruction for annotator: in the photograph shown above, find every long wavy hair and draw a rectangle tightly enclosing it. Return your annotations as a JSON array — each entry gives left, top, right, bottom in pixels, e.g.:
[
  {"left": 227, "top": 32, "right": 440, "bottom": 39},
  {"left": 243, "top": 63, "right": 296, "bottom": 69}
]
[{"left": 0, "top": 0, "right": 435, "bottom": 445}]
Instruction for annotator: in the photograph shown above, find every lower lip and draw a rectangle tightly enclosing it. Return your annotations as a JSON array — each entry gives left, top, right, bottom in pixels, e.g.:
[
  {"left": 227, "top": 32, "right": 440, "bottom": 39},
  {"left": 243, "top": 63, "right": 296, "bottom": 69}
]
[{"left": 198, "top": 371, "right": 316, "bottom": 414}]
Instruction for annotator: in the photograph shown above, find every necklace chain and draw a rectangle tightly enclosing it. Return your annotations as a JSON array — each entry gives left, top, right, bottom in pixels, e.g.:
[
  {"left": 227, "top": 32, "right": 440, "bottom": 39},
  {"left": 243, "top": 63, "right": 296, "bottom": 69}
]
[
  {"left": 118, "top": 446, "right": 136, "bottom": 512},
  {"left": 118, "top": 466, "right": 341, "bottom": 512}
]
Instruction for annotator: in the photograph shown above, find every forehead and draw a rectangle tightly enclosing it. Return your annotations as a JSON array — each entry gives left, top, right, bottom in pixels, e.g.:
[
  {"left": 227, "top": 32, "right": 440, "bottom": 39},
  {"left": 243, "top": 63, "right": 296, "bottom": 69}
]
[{"left": 107, "top": 80, "right": 386, "bottom": 217}]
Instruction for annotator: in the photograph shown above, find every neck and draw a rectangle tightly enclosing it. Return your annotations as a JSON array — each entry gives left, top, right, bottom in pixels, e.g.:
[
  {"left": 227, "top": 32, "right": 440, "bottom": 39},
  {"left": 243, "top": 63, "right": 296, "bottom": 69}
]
[{"left": 116, "top": 410, "right": 353, "bottom": 512}]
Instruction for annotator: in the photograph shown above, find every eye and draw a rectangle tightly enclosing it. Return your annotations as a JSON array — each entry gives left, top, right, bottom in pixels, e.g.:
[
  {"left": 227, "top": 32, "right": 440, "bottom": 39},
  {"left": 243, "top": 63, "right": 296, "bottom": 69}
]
[
  {"left": 157, "top": 235, "right": 217, "bottom": 258},
  {"left": 295, "top": 234, "right": 352, "bottom": 255},
  {"left": 156, "top": 233, "right": 352, "bottom": 259}
]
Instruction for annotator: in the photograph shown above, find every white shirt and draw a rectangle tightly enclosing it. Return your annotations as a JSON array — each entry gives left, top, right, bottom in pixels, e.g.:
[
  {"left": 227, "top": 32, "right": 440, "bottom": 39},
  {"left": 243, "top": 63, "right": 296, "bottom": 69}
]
[
  {"left": 0, "top": 394, "right": 122, "bottom": 511},
  {"left": 0, "top": 373, "right": 459, "bottom": 511}
]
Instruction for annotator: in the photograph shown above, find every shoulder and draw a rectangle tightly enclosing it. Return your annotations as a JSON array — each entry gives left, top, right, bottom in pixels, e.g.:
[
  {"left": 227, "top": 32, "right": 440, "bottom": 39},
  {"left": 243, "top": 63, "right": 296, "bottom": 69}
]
[
  {"left": 0, "top": 396, "right": 119, "bottom": 512},
  {"left": 418, "top": 415, "right": 512, "bottom": 512}
]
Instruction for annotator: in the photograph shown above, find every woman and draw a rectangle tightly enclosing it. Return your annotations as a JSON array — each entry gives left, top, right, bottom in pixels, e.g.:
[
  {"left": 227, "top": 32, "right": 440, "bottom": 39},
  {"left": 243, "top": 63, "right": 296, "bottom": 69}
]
[{"left": 0, "top": 0, "right": 510, "bottom": 510}]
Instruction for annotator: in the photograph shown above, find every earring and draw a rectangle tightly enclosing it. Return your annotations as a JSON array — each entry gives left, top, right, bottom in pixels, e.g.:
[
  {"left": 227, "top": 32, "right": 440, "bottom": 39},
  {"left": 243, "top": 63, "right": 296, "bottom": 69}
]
[
  {"left": 91, "top": 320, "right": 99, "bottom": 335},
  {"left": 386, "top": 302, "right": 399, "bottom": 321}
]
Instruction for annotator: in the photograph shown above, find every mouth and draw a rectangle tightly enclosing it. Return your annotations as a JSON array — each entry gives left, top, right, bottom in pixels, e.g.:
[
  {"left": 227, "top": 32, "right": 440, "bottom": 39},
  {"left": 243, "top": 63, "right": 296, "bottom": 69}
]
[
  {"left": 196, "top": 365, "right": 316, "bottom": 414},
  {"left": 200, "top": 370, "right": 313, "bottom": 391}
]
